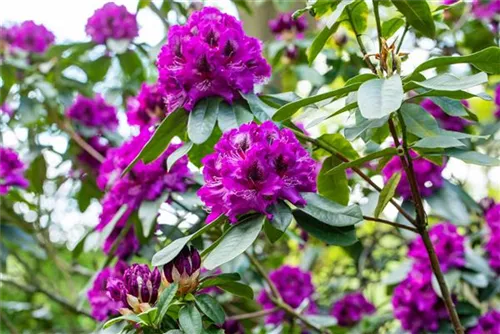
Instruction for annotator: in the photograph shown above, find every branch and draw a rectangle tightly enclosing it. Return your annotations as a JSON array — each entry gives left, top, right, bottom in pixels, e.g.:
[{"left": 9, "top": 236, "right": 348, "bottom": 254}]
[
  {"left": 226, "top": 307, "right": 279, "bottom": 321},
  {"left": 62, "top": 122, "right": 105, "bottom": 163},
  {"left": 397, "top": 23, "right": 409, "bottom": 54},
  {"left": 362, "top": 215, "right": 418, "bottom": 233},
  {"left": 346, "top": 6, "right": 377, "bottom": 73}
]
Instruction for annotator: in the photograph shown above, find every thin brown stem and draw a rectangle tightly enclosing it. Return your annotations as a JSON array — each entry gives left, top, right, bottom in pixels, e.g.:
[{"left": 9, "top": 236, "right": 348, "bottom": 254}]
[
  {"left": 63, "top": 122, "right": 105, "bottom": 163},
  {"left": 362, "top": 215, "right": 417, "bottom": 233},
  {"left": 0, "top": 312, "right": 19, "bottom": 334},
  {"left": 346, "top": 6, "right": 377, "bottom": 73},
  {"left": 226, "top": 307, "right": 279, "bottom": 321},
  {"left": 245, "top": 252, "right": 281, "bottom": 301}
]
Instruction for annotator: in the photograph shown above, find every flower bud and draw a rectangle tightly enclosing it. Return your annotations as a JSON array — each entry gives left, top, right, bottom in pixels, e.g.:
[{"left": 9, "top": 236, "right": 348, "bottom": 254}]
[{"left": 162, "top": 246, "right": 201, "bottom": 295}]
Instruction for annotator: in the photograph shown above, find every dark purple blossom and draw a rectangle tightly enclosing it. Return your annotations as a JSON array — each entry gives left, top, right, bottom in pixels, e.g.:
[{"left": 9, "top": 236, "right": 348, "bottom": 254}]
[
  {"left": 494, "top": 84, "right": 500, "bottom": 119},
  {"left": 199, "top": 268, "right": 223, "bottom": 295},
  {"left": 408, "top": 222, "right": 466, "bottom": 273},
  {"left": 269, "top": 12, "right": 308, "bottom": 39},
  {"left": 392, "top": 269, "right": 449, "bottom": 334},
  {"left": 97, "top": 128, "right": 191, "bottom": 258},
  {"left": 421, "top": 98, "right": 470, "bottom": 132},
  {"left": 0, "top": 26, "right": 15, "bottom": 49},
  {"left": 9, "top": 21, "right": 54, "bottom": 53},
  {"left": 86, "top": 2, "right": 139, "bottom": 44},
  {"left": 472, "top": 0, "right": 500, "bottom": 19},
  {"left": 257, "top": 265, "right": 316, "bottom": 324},
  {"left": 198, "top": 121, "right": 318, "bottom": 223},
  {"left": 331, "top": 292, "right": 376, "bottom": 327},
  {"left": 77, "top": 136, "right": 110, "bottom": 170},
  {"left": 485, "top": 203, "right": 500, "bottom": 232},
  {"left": 220, "top": 319, "right": 245, "bottom": 333},
  {"left": 66, "top": 94, "right": 118, "bottom": 131},
  {"left": 126, "top": 83, "right": 167, "bottom": 129},
  {"left": 469, "top": 309, "right": 500, "bottom": 334},
  {"left": 382, "top": 150, "right": 445, "bottom": 200},
  {"left": 87, "top": 261, "right": 127, "bottom": 321},
  {"left": 107, "top": 264, "right": 161, "bottom": 314},
  {"left": 156, "top": 7, "right": 271, "bottom": 113},
  {"left": 0, "top": 147, "right": 29, "bottom": 195},
  {"left": 485, "top": 203, "right": 500, "bottom": 273},
  {"left": 162, "top": 246, "right": 201, "bottom": 295}
]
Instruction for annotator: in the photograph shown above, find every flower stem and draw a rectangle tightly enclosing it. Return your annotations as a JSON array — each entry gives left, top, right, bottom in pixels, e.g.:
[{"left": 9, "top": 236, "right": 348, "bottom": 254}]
[
  {"left": 362, "top": 215, "right": 417, "bottom": 233},
  {"left": 226, "top": 307, "right": 279, "bottom": 321}
]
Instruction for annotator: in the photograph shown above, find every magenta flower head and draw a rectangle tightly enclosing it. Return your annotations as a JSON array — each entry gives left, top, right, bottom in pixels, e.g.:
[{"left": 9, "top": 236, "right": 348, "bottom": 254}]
[
  {"left": 85, "top": 2, "right": 139, "bottom": 44},
  {"left": 220, "top": 320, "right": 245, "bottom": 333},
  {"left": 198, "top": 121, "right": 318, "bottom": 223},
  {"left": 9, "top": 21, "right": 54, "bottom": 54},
  {"left": 77, "top": 136, "right": 110, "bottom": 170},
  {"left": 494, "top": 84, "right": 500, "bottom": 119},
  {"left": 331, "top": 292, "right": 376, "bottom": 327},
  {"left": 257, "top": 265, "right": 316, "bottom": 324},
  {"left": 0, "top": 26, "right": 16, "bottom": 50},
  {"left": 126, "top": 83, "right": 167, "bottom": 129},
  {"left": 485, "top": 202, "right": 500, "bottom": 273},
  {"left": 469, "top": 309, "right": 500, "bottom": 334},
  {"left": 107, "top": 264, "right": 161, "bottom": 315},
  {"left": 485, "top": 202, "right": 500, "bottom": 232},
  {"left": 162, "top": 246, "right": 201, "bottom": 295},
  {"left": 156, "top": 7, "right": 271, "bottom": 113},
  {"left": 269, "top": 12, "right": 308, "bottom": 40},
  {"left": 421, "top": 98, "right": 470, "bottom": 132},
  {"left": 87, "top": 260, "right": 127, "bottom": 321},
  {"left": 66, "top": 94, "right": 118, "bottom": 131},
  {"left": 472, "top": 0, "right": 500, "bottom": 20},
  {"left": 392, "top": 270, "right": 449, "bottom": 334},
  {"left": 0, "top": 147, "right": 29, "bottom": 195},
  {"left": 408, "top": 222, "right": 465, "bottom": 273},
  {"left": 382, "top": 150, "right": 445, "bottom": 200}
]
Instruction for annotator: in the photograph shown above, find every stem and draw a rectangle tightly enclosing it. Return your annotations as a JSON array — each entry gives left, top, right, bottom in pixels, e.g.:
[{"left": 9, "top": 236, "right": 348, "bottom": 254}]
[
  {"left": 346, "top": 6, "right": 377, "bottom": 73},
  {"left": 397, "top": 23, "right": 409, "bottom": 53},
  {"left": 226, "top": 307, "right": 279, "bottom": 321},
  {"left": 245, "top": 252, "right": 281, "bottom": 301},
  {"left": 373, "top": 0, "right": 382, "bottom": 52},
  {"left": 0, "top": 311, "right": 19, "bottom": 334},
  {"left": 362, "top": 215, "right": 417, "bottom": 233},
  {"left": 62, "top": 122, "right": 105, "bottom": 163},
  {"left": 149, "top": 2, "right": 170, "bottom": 30}
]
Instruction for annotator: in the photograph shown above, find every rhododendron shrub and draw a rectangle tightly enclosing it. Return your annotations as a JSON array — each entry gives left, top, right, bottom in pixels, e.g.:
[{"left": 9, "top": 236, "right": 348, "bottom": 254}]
[{"left": 2, "top": 1, "right": 500, "bottom": 333}]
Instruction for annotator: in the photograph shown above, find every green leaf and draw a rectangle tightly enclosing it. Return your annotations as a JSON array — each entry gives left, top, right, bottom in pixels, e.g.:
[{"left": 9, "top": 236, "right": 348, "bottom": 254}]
[
  {"left": 413, "top": 136, "right": 465, "bottom": 149},
  {"left": 358, "top": 75, "right": 404, "bottom": 119},
  {"left": 138, "top": 307, "right": 158, "bottom": 325},
  {"left": 374, "top": 173, "right": 401, "bottom": 218},
  {"left": 122, "top": 108, "right": 188, "bottom": 176},
  {"left": 203, "top": 215, "right": 264, "bottom": 270},
  {"left": 410, "top": 46, "right": 500, "bottom": 75},
  {"left": 188, "top": 127, "right": 222, "bottom": 167},
  {"left": 381, "top": 17, "right": 405, "bottom": 39},
  {"left": 103, "top": 314, "right": 141, "bottom": 329},
  {"left": 117, "top": 50, "right": 145, "bottom": 80},
  {"left": 188, "top": 98, "right": 220, "bottom": 144},
  {"left": 414, "top": 73, "right": 487, "bottom": 92},
  {"left": 217, "top": 101, "right": 253, "bottom": 132},
  {"left": 267, "top": 201, "right": 293, "bottom": 232},
  {"left": 152, "top": 235, "right": 192, "bottom": 267},
  {"left": 241, "top": 93, "right": 275, "bottom": 122},
  {"left": 400, "top": 103, "right": 440, "bottom": 138},
  {"left": 417, "top": 89, "right": 492, "bottom": 101},
  {"left": 27, "top": 154, "right": 47, "bottom": 194},
  {"left": 317, "top": 133, "right": 360, "bottom": 160},
  {"left": 444, "top": 149, "right": 500, "bottom": 166},
  {"left": 155, "top": 283, "right": 178, "bottom": 325},
  {"left": 391, "top": 0, "right": 435, "bottom": 38},
  {"left": 273, "top": 83, "right": 361, "bottom": 121},
  {"left": 299, "top": 193, "right": 363, "bottom": 227},
  {"left": 308, "top": 22, "right": 341, "bottom": 65},
  {"left": 431, "top": 270, "right": 460, "bottom": 298},
  {"left": 98, "top": 204, "right": 128, "bottom": 247},
  {"left": 428, "top": 97, "right": 467, "bottom": 117},
  {"left": 341, "top": 0, "right": 368, "bottom": 33},
  {"left": 318, "top": 156, "right": 349, "bottom": 206},
  {"left": 326, "top": 147, "right": 398, "bottom": 175},
  {"left": 179, "top": 304, "right": 202, "bottom": 334},
  {"left": 260, "top": 92, "right": 300, "bottom": 108},
  {"left": 137, "top": 0, "right": 152, "bottom": 10},
  {"left": 426, "top": 181, "right": 469, "bottom": 225},
  {"left": 293, "top": 210, "right": 357, "bottom": 246},
  {"left": 199, "top": 273, "right": 241, "bottom": 289},
  {"left": 218, "top": 281, "right": 254, "bottom": 299},
  {"left": 195, "top": 294, "right": 225, "bottom": 324},
  {"left": 324, "top": 0, "right": 354, "bottom": 29},
  {"left": 344, "top": 111, "right": 389, "bottom": 141},
  {"left": 138, "top": 192, "right": 169, "bottom": 238},
  {"left": 81, "top": 56, "right": 112, "bottom": 82},
  {"left": 462, "top": 272, "right": 488, "bottom": 288},
  {"left": 167, "top": 142, "right": 193, "bottom": 172},
  {"left": 77, "top": 177, "right": 101, "bottom": 212}
]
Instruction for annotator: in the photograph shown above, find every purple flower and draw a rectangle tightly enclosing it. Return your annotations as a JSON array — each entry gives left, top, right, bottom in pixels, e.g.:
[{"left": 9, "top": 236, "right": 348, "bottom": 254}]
[
  {"left": 107, "top": 264, "right": 161, "bottom": 314},
  {"left": 485, "top": 203, "right": 500, "bottom": 232},
  {"left": 199, "top": 268, "right": 223, "bottom": 295},
  {"left": 87, "top": 261, "right": 127, "bottom": 321},
  {"left": 0, "top": 147, "right": 29, "bottom": 195},
  {"left": 257, "top": 265, "right": 316, "bottom": 324},
  {"left": 66, "top": 94, "right": 118, "bottom": 131},
  {"left": 156, "top": 7, "right": 271, "bottom": 113},
  {"left": 198, "top": 121, "right": 318, "bottom": 223},
  {"left": 442, "top": 0, "right": 459, "bottom": 4},
  {"left": 77, "top": 136, "right": 110, "bottom": 170},
  {"left": 9, "top": 21, "right": 54, "bottom": 54},
  {"left": 0, "top": 103, "right": 13, "bottom": 117},
  {"left": 382, "top": 150, "right": 445, "bottom": 200},
  {"left": 126, "top": 83, "right": 167, "bottom": 129},
  {"left": 269, "top": 12, "right": 308, "bottom": 39},
  {"left": 472, "top": 0, "right": 500, "bottom": 20},
  {"left": 485, "top": 203, "right": 500, "bottom": 273},
  {"left": 494, "top": 84, "right": 500, "bottom": 119},
  {"left": 220, "top": 320, "right": 245, "bottom": 333},
  {"left": 392, "top": 269, "right": 449, "bottom": 334},
  {"left": 421, "top": 98, "right": 470, "bottom": 132},
  {"left": 469, "top": 309, "right": 500, "bottom": 334},
  {"left": 86, "top": 2, "right": 139, "bottom": 45},
  {"left": 97, "top": 128, "right": 191, "bottom": 258},
  {"left": 162, "top": 246, "right": 201, "bottom": 295},
  {"left": 408, "top": 222, "right": 466, "bottom": 273},
  {"left": 0, "top": 26, "right": 15, "bottom": 49},
  {"left": 331, "top": 292, "right": 376, "bottom": 327}
]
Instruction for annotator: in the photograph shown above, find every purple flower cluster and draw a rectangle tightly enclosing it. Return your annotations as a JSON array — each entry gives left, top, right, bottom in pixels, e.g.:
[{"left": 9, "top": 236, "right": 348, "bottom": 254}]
[
  {"left": 87, "top": 260, "right": 127, "bottom": 321},
  {"left": 156, "top": 7, "right": 271, "bottom": 113},
  {"left": 257, "top": 265, "right": 316, "bottom": 324},
  {"left": 494, "top": 84, "right": 500, "bottom": 119},
  {"left": 485, "top": 203, "right": 500, "bottom": 273},
  {"left": 469, "top": 309, "right": 500, "bottom": 334},
  {"left": 392, "top": 270, "right": 449, "bottom": 334},
  {"left": 269, "top": 12, "right": 307, "bottom": 39},
  {"left": 97, "top": 128, "right": 191, "bottom": 258},
  {"left": 220, "top": 320, "right": 245, "bottom": 333},
  {"left": 409, "top": 222, "right": 466, "bottom": 273},
  {"left": 382, "top": 150, "right": 445, "bottom": 200},
  {"left": 107, "top": 264, "right": 161, "bottom": 314},
  {"left": 421, "top": 98, "right": 470, "bottom": 132},
  {"left": 85, "top": 2, "right": 139, "bottom": 44},
  {"left": 472, "top": 0, "right": 500, "bottom": 20},
  {"left": 66, "top": 94, "right": 118, "bottom": 131},
  {"left": 331, "top": 292, "right": 375, "bottom": 327},
  {"left": 5, "top": 21, "right": 55, "bottom": 54},
  {"left": 0, "top": 147, "right": 29, "bottom": 195},
  {"left": 126, "top": 83, "right": 167, "bottom": 129},
  {"left": 77, "top": 136, "right": 110, "bottom": 170},
  {"left": 198, "top": 121, "right": 318, "bottom": 223},
  {"left": 162, "top": 246, "right": 201, "bottom": 295}
]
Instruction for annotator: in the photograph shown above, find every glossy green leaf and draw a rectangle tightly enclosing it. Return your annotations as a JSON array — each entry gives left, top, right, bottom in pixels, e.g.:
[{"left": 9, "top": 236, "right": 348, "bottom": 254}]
[
  {"left": 317, "top": 133, "right": 360, "bottom": 160},
  {"left": 217, "top": 101, "right": 253, "bottom": 132},
  {"left": 188, "top": 127, "right": 222, "bottom": 168},
  {"left": 381, "top": 17, "right": 405, "bottom": 39},
  {"left": 218, "top": 281, "right": 254, "bottom": 299},
  {"left": 299, "top": 193, "right": 363, "bottom": 227},
  {"left": 341, "top": 0, "right": 368, "bottom": 33},
  {"left": 82, "top": 56, "right": 111, "bottom": 82},
  {"left": 444, "top": 149, "right": 500, "bottom": 166},
  {"left": 188, "top": 98, "right": 220, "bottom": 144},
  {"left": 326, "top": 147, "right": 398, "bottom": 175},
  {"left": 155, "top": 282, "right": 178, "bottom": 325},
  {"left": 179, "top": 304, "right": 202, "bottom": 334},
  {"left": 137, "top": 307, "right": 158, "bottom": 325},
  {"left": 428, "top": 97, "right": 467, "bottom": 117},
  {"left": 413, "top": 136, "right": 465, "bottom": 149},
  {"left": 400, "top": 103, "right": 440, "bottom": 138},
  {"left": 308, "top": 21, "right": 341, "bottom": 65},
  {"left": 241, "top": 93, "right": 275, "bottom": 122},
  {"left": 195, "top": 294, "right": 225, "bottom": 324},
  {"left": 358, "top": 75, "right": 404, "bottom": 119},
  {"left": 374, "top": 173, "right": 401, "bottom": 218},
  {"left": 117, "top": 50, "right": 145, "bottom": 80},
  {"left": 415, "top": 73, "right": 487, "bottom": 92},
  {"left": 318, "top": 156, "right": 349, "bottom": 206},
  {"left": 391, "top": 0, "right": 435, "bottom": 38},
  {"left": 267, "top": 201, "right": 293, "bottom": 232},
  {"left": 152, "top": 234, "right": 192, "bottom": 267},
  {"left": 199, "top": 273, "right": 241, "bottom": 290},
  {"left": 138, "top": 192, "right": 169, "bottom": 238},
  {"left": 27, "top": 154, "right": 47, "bottom": 194},
  {"left": 167, "top": 142, "right": 193, "bottom": 172},
  {"left": 103, "top": 314, "right": 141, "bottom": 329}
]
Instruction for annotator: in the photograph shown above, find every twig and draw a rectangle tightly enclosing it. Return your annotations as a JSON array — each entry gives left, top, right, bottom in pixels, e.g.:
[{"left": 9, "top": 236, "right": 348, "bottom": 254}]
[
  {"left": 397, "top": 23, "right": 409, "bottom": 54},
  {"left": 62, "top": 122, "right": 105, "bottom": 163},
  {"left": 373, "top": 0, "right": 383, "bottom": 53},
  {"left": 0, "top": 311, "right": 19, "bottom": 334},
  {"left": 346, "top": 6, "right": 377, "bottom": 73},
  {"left": 362, "top": 215, "right": 418, "bottom": 233},
  {"left": 226, "top": 307, "right": 279, "bottom": 321},
  {"left": 245, "top": 253, "right": 281, "bottom": 301}
]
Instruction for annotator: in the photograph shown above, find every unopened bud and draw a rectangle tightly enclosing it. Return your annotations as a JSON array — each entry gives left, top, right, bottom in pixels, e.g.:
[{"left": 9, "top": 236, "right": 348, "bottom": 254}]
[{"left": 162, "top": 246, "right": 201, "bottom": 295}]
